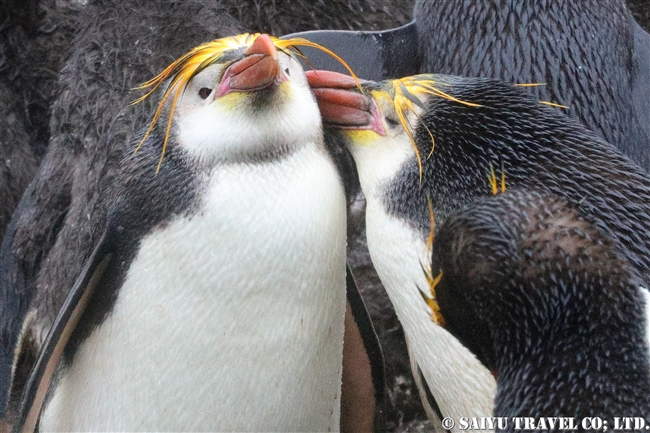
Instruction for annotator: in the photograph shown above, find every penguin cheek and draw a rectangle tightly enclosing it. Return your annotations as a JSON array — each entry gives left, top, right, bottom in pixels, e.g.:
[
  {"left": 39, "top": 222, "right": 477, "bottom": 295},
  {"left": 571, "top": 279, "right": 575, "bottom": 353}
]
[{"left": 343, "top": 130, "right": 383, "bottom": 148}]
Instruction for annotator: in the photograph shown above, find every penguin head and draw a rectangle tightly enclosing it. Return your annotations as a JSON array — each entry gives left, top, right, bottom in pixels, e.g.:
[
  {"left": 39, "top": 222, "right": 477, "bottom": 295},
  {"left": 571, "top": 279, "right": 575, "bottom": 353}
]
[
  {"left": 308, "top": 70, "right": 420, "bottom": 193},
  {"left": 135, "top": 34, "right": 357, "bottom": 168},
  {"left": 307, "top": 71, "right": 482, "bottom": 195}
]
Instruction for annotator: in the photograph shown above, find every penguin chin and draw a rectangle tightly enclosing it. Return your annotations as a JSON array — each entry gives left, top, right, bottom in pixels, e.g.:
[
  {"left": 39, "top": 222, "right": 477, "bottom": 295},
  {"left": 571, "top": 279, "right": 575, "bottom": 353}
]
[
  {"left": 345, "top": 133, "right": 414, "bottom": 197},
  {"left": 177, "top": 80, "right": 322, "bottom": 166}
]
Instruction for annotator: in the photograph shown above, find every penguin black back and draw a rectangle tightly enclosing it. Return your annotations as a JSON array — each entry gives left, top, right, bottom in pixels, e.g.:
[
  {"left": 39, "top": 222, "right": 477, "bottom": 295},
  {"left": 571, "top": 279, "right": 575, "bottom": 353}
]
[
  {"left": 431, "top": 189, "right": 650, "bottom": 423},
  {"left": 384, "top": 75, "right": 650, "bottom": 286},
  {"left": 414, "top": 0, "right": 650, "bottom": 171}
]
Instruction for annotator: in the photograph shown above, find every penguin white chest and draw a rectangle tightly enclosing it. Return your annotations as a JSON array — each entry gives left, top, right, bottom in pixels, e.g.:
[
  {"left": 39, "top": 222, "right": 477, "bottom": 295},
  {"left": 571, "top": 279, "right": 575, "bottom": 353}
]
[
  {"left": 40, "top": 145, "right": 348, "bottom": 432},
  {"left": 364, "top": 197, "right": 496, "bottom": 430}
]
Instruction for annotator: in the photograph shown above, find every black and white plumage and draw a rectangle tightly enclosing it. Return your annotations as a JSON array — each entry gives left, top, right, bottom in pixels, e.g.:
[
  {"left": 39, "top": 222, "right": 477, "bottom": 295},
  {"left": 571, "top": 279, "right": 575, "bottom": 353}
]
[
  {"left": 309, "top": 70, "right": 650, "bottom": 430},
  {"left": 15, "top": 33, "right": 349, "bottom": 432},
  {"left": 431, "top": 189, "right": 650, "bottom": 426},
  {"left": 0, "top": 3, "right": 244, "bottom": 424}
]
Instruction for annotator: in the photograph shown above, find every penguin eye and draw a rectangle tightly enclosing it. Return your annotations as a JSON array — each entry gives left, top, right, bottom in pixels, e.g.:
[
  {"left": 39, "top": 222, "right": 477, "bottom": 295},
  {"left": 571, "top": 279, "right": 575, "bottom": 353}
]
[
  {"left": 198, "top": 88, "right": 213, "bottom": 99},
  {"left": 385, "top": 117, "right": 400, "bottom": 127},
  {"left": 284, "top": 68, "right": 290, "bottom": 76}
]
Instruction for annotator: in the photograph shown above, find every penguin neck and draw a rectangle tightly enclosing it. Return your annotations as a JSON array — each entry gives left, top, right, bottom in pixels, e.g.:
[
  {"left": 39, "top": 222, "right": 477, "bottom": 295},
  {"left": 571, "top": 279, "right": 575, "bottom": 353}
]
[{"left": 491, "top": 287, "right": 650, "bottom": 417}]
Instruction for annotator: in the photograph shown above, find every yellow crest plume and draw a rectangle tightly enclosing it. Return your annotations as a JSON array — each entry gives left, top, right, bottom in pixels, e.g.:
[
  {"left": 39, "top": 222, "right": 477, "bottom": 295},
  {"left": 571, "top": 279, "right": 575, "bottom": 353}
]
[
  {"left": 374, "top": 74, "right": 481, "bottom": 182},
  {"left": 132, "top": 33, "right": 359, "bottom": 173}
]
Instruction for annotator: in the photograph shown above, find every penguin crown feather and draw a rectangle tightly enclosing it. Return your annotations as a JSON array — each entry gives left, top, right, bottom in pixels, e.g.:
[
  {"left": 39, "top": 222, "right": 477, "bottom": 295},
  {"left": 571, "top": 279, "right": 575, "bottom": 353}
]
[
  {"left": 374, "top": 74, "right": 481, "bottom": 180},
  {"left": 132, "top": 33, "right": 359, "bottom": 172},
  {"left": 371, "top": 77, "right": 566, "bottom": 180}
]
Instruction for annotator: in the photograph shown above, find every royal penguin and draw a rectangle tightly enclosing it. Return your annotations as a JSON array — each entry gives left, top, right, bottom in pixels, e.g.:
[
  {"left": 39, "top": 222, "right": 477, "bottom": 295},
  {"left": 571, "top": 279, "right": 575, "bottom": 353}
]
[
  {"left": 0, "top": 1, "right": 414, "bottom": 428},
  {"left": 307, "top": 70, "right": 650, "bottom": 430},
  {"left": 429, "top": 189, "right": 650, "bottom": 428},
  {"left": 283, "top": 1, "right": 650, "bottom": 425},
  {"left": 12, "top": 33, "right": 353, "bottom": 432}
]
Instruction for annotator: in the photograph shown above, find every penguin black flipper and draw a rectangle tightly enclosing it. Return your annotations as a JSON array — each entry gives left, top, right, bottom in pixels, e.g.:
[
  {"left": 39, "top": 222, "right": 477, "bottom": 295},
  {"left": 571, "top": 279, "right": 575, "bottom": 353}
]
[
  {"left": 13, "top": 230, "right": 113, "bottom": 433},
  {"left": 343, "top": 266, "right": 386, "bottom": 433},
  {"left": 281, "top": 22, "right": 419, "bottom": 81}
]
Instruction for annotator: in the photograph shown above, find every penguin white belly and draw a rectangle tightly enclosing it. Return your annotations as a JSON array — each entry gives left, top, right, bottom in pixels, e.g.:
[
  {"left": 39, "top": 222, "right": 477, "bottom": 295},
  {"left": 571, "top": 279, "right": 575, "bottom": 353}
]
[
  {"left": 40, "top": 145, "right": 347, "bottom": 432},
  {"left": 364, "top": 198, "right": 496, "bottom": 431}
]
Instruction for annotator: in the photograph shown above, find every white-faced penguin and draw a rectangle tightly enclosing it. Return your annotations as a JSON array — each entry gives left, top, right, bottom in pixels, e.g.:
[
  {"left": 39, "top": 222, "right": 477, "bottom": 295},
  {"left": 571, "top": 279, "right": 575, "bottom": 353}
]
[
  {"left": 287, "top": 3, "right": 650, "bottom": 426},
  {"left": 14, "top": 33, "right": 351, "bottom": 432},
  {"left": 429, "top": 189, "right": 650, "bottom": 429},
  {"left": 0, "top": 4, "right": 245, "bottom": 426},
  {"left": 307, "top": 70, "right": 650, "bottom": 430}
]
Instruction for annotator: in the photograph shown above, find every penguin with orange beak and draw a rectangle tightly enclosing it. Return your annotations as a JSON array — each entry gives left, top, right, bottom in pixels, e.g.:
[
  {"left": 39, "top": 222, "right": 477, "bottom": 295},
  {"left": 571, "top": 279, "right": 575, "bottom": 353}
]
[
  {"left": 15, "top": 34, "right": 350, "bottom": 432},
  {"left": 307, "top": 70, "right": 650, "bottom": 429}
]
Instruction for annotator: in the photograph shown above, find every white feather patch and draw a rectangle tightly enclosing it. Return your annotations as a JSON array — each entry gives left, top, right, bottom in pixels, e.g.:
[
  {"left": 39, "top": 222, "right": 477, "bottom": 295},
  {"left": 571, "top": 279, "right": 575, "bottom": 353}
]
[
  {"left": 364, "top": 197, "right": 496, "bottom": 432},
  {"left": 41, "top": 144, "right": 347, "bottom": 432}
]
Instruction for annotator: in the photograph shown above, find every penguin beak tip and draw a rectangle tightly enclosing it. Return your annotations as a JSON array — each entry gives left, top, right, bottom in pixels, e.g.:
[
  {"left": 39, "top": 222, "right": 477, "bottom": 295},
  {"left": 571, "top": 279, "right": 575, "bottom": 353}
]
[
  {"left": 310, "top": 84, "right": 385, "bottom": 136},
  {"left": 218, "top": 34, "right": 282, "bottom": 97},
  {"left": 306, "top": 70, "right": 359, "bottom": 90},
  {"left": 244, "top": 33, "right": 278, "bottom": 60}
]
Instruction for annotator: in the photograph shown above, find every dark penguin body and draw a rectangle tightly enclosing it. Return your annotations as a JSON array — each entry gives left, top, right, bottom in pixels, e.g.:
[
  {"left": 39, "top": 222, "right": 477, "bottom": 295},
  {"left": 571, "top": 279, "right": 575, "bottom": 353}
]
[
  {"left": 414, "top": 0, "right": 650, "bottom": 171},
  {"left": 0, "top": 0, "right": 79, "bottom": 244},
  {"left": 308, "top": 70, "right": 650, "bottom": 429},
  {"left": 432, "top": 189, "right": 650, "bottom": 426}
]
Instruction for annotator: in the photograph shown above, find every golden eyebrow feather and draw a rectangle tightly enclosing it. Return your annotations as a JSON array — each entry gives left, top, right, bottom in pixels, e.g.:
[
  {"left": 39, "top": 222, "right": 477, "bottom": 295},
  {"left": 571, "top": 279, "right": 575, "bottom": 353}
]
[
  {"left": 375, "top": 75, "right": 481, "bottom": 182},
  {"left": 131, "top": 33, "right": 360, "bottom": 173},
  {"left": 373, "top": 77, "right": 567, "bottom": 181}
]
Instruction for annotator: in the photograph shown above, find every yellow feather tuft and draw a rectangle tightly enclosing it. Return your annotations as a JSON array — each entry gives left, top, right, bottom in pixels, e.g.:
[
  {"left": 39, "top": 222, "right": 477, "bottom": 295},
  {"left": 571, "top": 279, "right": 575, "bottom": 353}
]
[
  {"left": 487, "top": 162, "right": 507, "bottom": 195},
  {"left": 374, "top": 75, "right": 481, "bottom": 182},
  {"left": 514, "top": 82, "right": 569, "bottom": 109},
  {"left": 514, "top": 82, "right": 547, "bottom": 87},
  {"left": 421, "top": 268, "right": 444, "bottom": 326},
  {"left": 132, "top": 33, "right": 360, "bottom": 173},
  {"left": 488, "top": 164, "right": 498, "bottom": 195},
  {"left": 539, "top": 100, "right": 569, "bottom": 109},
  {"left": 420, "top": 193, "right": 444, "bottom": 326}
]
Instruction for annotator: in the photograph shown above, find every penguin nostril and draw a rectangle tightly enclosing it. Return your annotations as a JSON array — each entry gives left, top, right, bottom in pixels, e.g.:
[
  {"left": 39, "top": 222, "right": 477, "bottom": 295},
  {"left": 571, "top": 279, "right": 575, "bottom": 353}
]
[
  {"left": 285, "top": 68, "right": 290, "bottom": 76},
  {"left": 199, "top": 88, "right": 213, "bottom": 99}
]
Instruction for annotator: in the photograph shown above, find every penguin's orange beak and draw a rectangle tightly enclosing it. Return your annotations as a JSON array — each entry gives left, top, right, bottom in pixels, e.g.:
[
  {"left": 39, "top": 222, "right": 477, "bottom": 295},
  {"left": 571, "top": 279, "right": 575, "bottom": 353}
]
[
  {"left": 307, "top": 70, "right": 385, "bottom": 136},
  {"left": 217, "top": 34, "right": 284, "bottom": 97}
]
